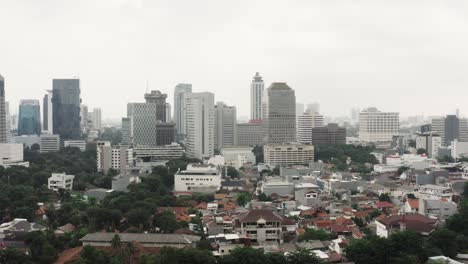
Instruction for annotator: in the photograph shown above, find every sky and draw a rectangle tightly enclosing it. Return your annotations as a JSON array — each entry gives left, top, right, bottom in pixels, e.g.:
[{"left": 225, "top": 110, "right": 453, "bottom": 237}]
[{"left": 1, "top": 0, "right": 468, "bottom": 122}]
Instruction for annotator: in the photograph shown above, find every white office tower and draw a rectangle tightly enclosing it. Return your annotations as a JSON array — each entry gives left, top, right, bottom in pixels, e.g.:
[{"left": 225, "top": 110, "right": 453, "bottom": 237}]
[
  {"left": 359, "top": 107, "right": 399, "bottom": 143},
  {"left": 43, "top": 90, "right": 53, "bottom": 134},
  {"left": 92, "top": 108, "right": 102, "bottom": 130},
  {"left": 5, "top": 102, "right": 12, "bottom": 143},
  {"left": 174, "top": 83, "right": 192, "bottom": 141},
  {"left": 80, "top": 105, "right": 88, "bottom": 133},
  {"left": 185, "top": 92, "right": 215, "bottom": 160},
  {"left": 297, "top": 111, "right": 325, "bottom": 144},
  {"left": 165, "top": 103, "right": 172, "bottom": 122},
  {"left": 262, "top": 82, "right": 296, "bottom": 144},
  {"left": 250, "top": 72, "right": 264, "bottom": 121},
  {"left": 127, "top": 103, "right": 158, "bottom": 146},
  {"left": 214, "top": 102, "right": 237, "bottom": 150}
]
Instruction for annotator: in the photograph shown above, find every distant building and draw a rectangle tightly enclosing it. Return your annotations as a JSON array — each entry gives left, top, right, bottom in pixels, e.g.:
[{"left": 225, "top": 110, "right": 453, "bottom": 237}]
[
  {"left": 262, "top": 83, "right": 296, "bottom": 144},
  {"left": 236, "top": 121, "right": 263, "bottom": 146},
  {"left": 52, "top": 79, "right": 81, "bottom": 140},
  {"left": 97, "top": 141, "right": 133, "bottom": 174},
  {"left": 376, "top": 214, "right": 437, "bottom": 238},
  {"left": 121, "top": 117, "right": 132, "bottom": 145},
  {"left": 221, "top": 147, "right": 256, "bottom": 169},
  {"left": 40, "top": 134, "right": 60, "bottom": 153},
  {"left": 80, "top": 233, "right": 200, "bottom": 249},
  {"left": 214, "top": 102, "right": 237, "bottom": 149},
  {"left": 43, "top": 90, "right": 54, "bottom": 134},
  {"left": 64, "top": 140, "right": 86, "bottom": 151},
  {"left": 415, "top": 134, "right": 442, "bottom": 158},
  {"left": 127, "top": 102, "right": 158, "bottom": 146},
  {"left": 80, "top": 104, "right": 89, "bottom": 133},
  {"left": 297, "top": 111, "right": 324, "bottom": 144},
  {"left": 165, "top": 103, "right": 172, "bottom": 122},
  {"left": 112, "top": 174, "right": 141, "bottom": 192},
  {"left": 0, "top": 75, "right": 7, "bottom": 143},
  {"left": 451, "top": 140, "right": 468, "bottom": 158},
  {"left": 250, "top": 72, "right": 264, "bottom": 121},
  {"left": 312, "top": 123, "right": 346, "bottom": 146},
  {"left": 14, "top": 135, "right": 41, "bottom": 148},
  {"left": 185, "top": 92, "right": 215, "bottom": 160},
  {"left": 236, "top": 209, "right": 288, "bottom": 244},
  {"left": 264, "top": 144, "right": 314, "bottom": 166},
  {"left": 0, "top": 143, "right": 29, "bottom": 168},
  {"left": 429, "top": 115, "right": 468, "bottom": 146},
  {"left": 359, "top": 107, "right": 399, "bottom": 143},
  {"left": 134, "top": 143, "right": 184, "bottom": 161},
  {"left": 145, "top": 90, "right": 167, "bottom": 122},
  {"left": 18, "top": 100, "right": 41, "bottom": 136},
  {"left": 48, "top": 173, "right": 75, "bottom": 191},
  {"left": 173, "top": 83, "right": 192, "bottom": 140},
  {"left": 92, "top": 108, "right": 102, "bottom": 130},
  {"left": 156, "top": 122, "right": 176, "bottom": 146},
  {"left": 174, "top": 164, "right": 221, "bottom": 193}
]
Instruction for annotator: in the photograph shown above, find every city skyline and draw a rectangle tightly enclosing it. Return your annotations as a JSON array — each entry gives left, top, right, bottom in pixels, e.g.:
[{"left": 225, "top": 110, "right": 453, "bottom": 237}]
[{"left": 1, "top": 0, "right": 468, "bottom": 120}]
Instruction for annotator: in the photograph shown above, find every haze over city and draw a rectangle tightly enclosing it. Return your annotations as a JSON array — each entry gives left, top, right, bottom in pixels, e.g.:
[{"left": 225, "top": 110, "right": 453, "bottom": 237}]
[{"left": 2, "top": 0, "right": 468, "bottom": 119}]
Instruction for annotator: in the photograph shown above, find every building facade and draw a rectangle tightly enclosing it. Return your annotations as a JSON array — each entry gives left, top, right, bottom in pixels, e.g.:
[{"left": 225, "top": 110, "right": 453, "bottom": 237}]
[
  {"left": 312, "top": 123, "right": 346, "bottom": 146},
  {"left": 250, "top": 72, "right": 264, "bottom": 121},
  {"left": 264, "top": 144, "right": 314, "bottom": 166},
  {"left": 174, "top": 164, "right": 221, "bottom": 193},
  {"left": 121, "top": 117, "right": 132, "bottom": 145},
  {"left": 297, "top": 111, "right": 324, "bottom": 144},
  {"left": 97, "top": 141, "right": 133, "bottom": 174},
  {"left": 174, "top": 84, "right": 192, "bottom": 140},
  {"left": 48, "top": 173, "right": 74, "bottom": 191},
  {"left": 156, "top": 122, "right": 176, "bottom": 146},
  {"left": 358, "top": 107, "right": 399, "bottom": 143},
  {"left": 92, "top": 108, "right": 102, "bottom": 130},
  {"left": 262, "top": 83, "right": 296, "bottom": 144},
  {"left": 18, "top": 99, "right": 41, "bottom": 136},
  {"left": 127, "top": 103, "right": 158, "bottom": 146},
  {"left": 145, "top": 90, "right": 167, "bottom": 122},
  {"left": 134, "top": 143, "right": 184, "bottom": 161},
  {"left": 52, "top": 79, "right": 81, "bottom": 140},
  {"left": 214, "top": 102, "right": 237, "bottom": 150},
  {"left": 64, "top": 140, "right": 87, "bottom": 151},
  {"left": 43, "top": 90, "right": 53, "bottom": 134},
  {"left": 185, "top": 92, "right": 215, "bottom": 160},
  {"left": 0, "top": 75, "right": 7, "bottom": 143},
  {"left": 236, "top": 121, "right": 263, "bottom": 146}
]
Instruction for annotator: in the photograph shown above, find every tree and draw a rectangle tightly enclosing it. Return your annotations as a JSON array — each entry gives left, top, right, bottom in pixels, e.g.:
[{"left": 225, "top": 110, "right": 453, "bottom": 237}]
[
  {"left": 379, "top": 193, "right": 392, "bottom": 202},
  {"left": 464, "top": 182, "right": 468, "bottom": 199},
  {"left": 398, "top": 166, "right": 410, "bottom": 175},
  {"left": 220, "top": 247, "right": 271, "bottom": 264},
  {"left": 154, "top": 210, "right": 179, "bottom": 233},
  {"left": 227, "top": 167, "right": 240, "bottom": 178},
  {"left": 258, "top": 193, "right": 271, "bottom": 202},
  {"left": 126, "top": 208, "right": 151, "bottom": 231},
  {"left": 237, "top": 193, "right": 250, "bottom": 206},
  {"left": 111, "top": 234, "right": 122, "bottom": 249},
  {"left": 417, "top": 148, "right": 426, "bottom": 155},
  {"left": 286, "top": 249, "right": 323, "bottom": 264},
  {"left": 428, "top": 229, "right": 459, "bottom": 258},
  {"left": 298, "top": 229, "right": 336, "bottom": 242}
]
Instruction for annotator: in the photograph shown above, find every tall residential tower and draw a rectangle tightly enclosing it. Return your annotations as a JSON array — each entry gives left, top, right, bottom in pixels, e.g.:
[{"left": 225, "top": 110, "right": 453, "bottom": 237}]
[
  {"left": 250, "top": 72, "right": 264, "bottom": 121},
  {"left": 174, "top": 84, "right": 192, "bottom": 140}
]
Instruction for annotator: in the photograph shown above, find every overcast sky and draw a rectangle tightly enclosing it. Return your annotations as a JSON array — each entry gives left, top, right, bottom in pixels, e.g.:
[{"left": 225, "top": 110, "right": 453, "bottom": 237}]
[{"left": 1, "top": 0, "right": 468, "bottom": 121}]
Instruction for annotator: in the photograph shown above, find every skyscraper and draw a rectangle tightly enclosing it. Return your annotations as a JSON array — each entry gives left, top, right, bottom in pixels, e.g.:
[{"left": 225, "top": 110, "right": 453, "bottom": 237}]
[
  {"left": 214, "top": 102, "right": 237, "bottom": 150},
  {"left": 165, "top": 103, "right": 172, "bottom": 122},
  {"left": 185, "top": 92, "right": 215, "bottom": 160},
  {"left": 92, "top": 108, "right": 102, "bottom": 130},
  {"left": 121, "top": 117, "right": 132, "bottom": 146},
  {"left": 174, "top": 84, "right": 192, "bottom": 140},
  {"left": 18, "top": 100, "right": 41, "bottom": 136},
  {"left": 145, "top": 90, "right": 167, "bottom": 122},
  {"left": 5, "top": 102, "right": 12, "bottom": 143},
  {"left": 262, "top": 82, "right": 296, "bottom": 144},
  {"left": 297, "top": 111, "right": 324, "bottom": 144},
  {"left": 80, "top": 104, "right": 89, "bottom": 133},
  {"left": 0, "top": 75, "right": 7, "bottom": 143},
  {"left": 43, "top": 90, "right": 53, "bottom": 134},
  {"left": 250, "top": 72, "right": 264, "bottom": 121},
  {"left": 445, "top": 115, "right": 460, "bottom": 146},
  {"left": 358, "top": 107, "right": 399, "bottom": 143},
  {"left": 127, "top": 103, "right": 158, "bottom": 146},
  {"left": 52, "top": 79, "right": 81, "bottom": 140}
]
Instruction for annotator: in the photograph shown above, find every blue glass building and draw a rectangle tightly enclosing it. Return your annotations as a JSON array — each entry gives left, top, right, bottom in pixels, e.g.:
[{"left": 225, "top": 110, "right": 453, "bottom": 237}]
[{"left": 18, "top": 99, "right": 41, "bottom": 136}]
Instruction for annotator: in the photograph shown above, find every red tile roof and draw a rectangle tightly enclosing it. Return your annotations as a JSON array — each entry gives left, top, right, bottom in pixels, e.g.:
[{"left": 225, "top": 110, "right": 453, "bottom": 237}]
[
  {"left": 407, "top": 199, "right": 419, "bottom": 209},
  {"left": 376, "top": 201, "right": 394, "bottom": 208}
]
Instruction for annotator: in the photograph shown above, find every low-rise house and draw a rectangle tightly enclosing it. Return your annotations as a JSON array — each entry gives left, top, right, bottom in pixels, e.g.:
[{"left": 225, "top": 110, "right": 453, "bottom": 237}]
[
  {"left": 80, "top": 233, "right": 201, "bottom": 248},
  {"left": 404, "top": 199, "right": 419, "bottom": 213},
  {"left": 235, "top": 209, "right": 289, "bottom": 244},
  {"left": 48, "top": 173, "right": 75, "bottom": 191},
  {"left": 419, "top": 198, "right": 458, "bottom": 220},
  {"left": 417, "top": 184, "right": 454, "bottom": 201},
  {"left": 376, "top": 214, "right": 438, "bottom": 238}
]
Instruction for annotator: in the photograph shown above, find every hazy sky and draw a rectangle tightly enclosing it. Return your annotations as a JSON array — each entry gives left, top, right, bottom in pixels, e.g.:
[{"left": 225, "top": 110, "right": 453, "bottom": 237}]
[{"left": 1, "top": 0, "right": 468, "bottom": 121}]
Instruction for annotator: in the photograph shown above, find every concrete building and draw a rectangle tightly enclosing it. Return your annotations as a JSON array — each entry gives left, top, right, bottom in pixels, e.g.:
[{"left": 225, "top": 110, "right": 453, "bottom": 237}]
[
  {"left": 0, "top": 143, "right": 25, "bottom": 166},
  {"left": 450, "top": 140, "right": 468, "bottom": 159},
  {"left": 18, "top": 100, "right": 41, "bottom": 136},
  {"left": 185, "top": 92, "right": 215, "bottom": 160},
  {"left": 14, "top": 135, "right": 41, "bottom": 148},
  {"left": 134, "top": 143, "right": 184, "bottom": 161},
  {"left": 174, "top": 83, "right": 192, "bottom": 140},
  {"left": 262, "top": 83, "right": 296, "bottom": 144},
  {"left": 92, "top": 108, "right": 102, "bottom": 130},
  {"left": 415, "top": 134, "right": 443, "bottom": 158},
  {"left": 80, "top": 104, "right": 89, "bottom": 133},
  {"left": 297, "top": 111, "right": 324, "bottom": 144},
  {"left": 127, "top": 103, "right": 158, "bottom": 146},
  {"left": 221, "top": 147, "right": 256, "bottom": 169},
  {"left": 312, "top": 123, "right": 346, "bottom": 146},
  {"left": 417, "top": 184, "right": 453, "bottom": 201},
  {"left": 0, "top": 75, "right": 7, "bottom": 143},
  {"left": 145, "top": 90, "right": 167, "bottom": 122},
  {"left": 418, "top": 198, "right": 458, "bottom": 220},
  {"left": 40, "top": 134, "right": 60, "bottom": 153},
  {"left": 80, "top": 233, "right": 200, "bottom": 249},
  {"left": 376, "top": 214, "right": 437, "bottom": 238},
  {"left": 429, "top": 115, "right": 468, "bottom": 146},
  {"left": 97, "top": 141, "right": 133, "bottom": 174},
  {"left": 165, "top": 103, "right": 172, "bottom": 122},
  {"left": 48, "top": 173, "right": 74, "bottom": 191},
  {"left": 237, "top": 209, "right": 286, "bottom": 244},
  {"left": 250, "top": 72, "right": 264, "bottom": 121},
  {"left": 358, "top": 107, "right": 399, "bottom": 143},
  {"left": 64, "top": 140, "right": 86, "bottom": 151},
  {"left": 264, "top": 144, "right": 314, "bottom": 166},
  {"left": 174, "top": 164, "right": 221, "bottom": 193},
  {"left": 43, "top": 90, "right": 53, "bottom": 134},
  {"left": 5, "top": 102, "right": 12, "bottom": 143},
  {"left": 214, "top": 102, "right": 237, "bottom": 150},
  {"left": 52, "top": 79, "right": 81, "bottom": 140},
  {"left": 156, "top": 122, "right": 176, "bottom": 146},
  {"left": 236, "top": 121, "right": 263, "bottom": 146}
]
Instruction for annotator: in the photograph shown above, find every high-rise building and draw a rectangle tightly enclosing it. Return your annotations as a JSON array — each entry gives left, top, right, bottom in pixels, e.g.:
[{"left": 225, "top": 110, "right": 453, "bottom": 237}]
[
  {"left": 262, "top": 82, "right": 296, "bottom": 144},
  {"left": 445, "top": 115, "right": 460, "bottom": 146},
  {"left": 43, "top": 90, "right": 53, "bottom": 134},
  {"left": 358, "top": 107, "right": 399, "bottom": 143},
  {"left": 156, "top": 122, "right": 176, "bottom": 146},
  {"left": 214, "top": 102, "right": 237, "bottom": 150},
  {"left": 52, "top": 79, "right": 81, "bottom": 140},
  {"left": 264, "top": 143, "right": 314, "bottom": 166},
  {"left": 165, "top": 103, "right": 172, "bottom": 122},
  {"left": 0, "top": 75, "right": 7, "bottom": 143},
  {"left": 127, "top": 103, "right": 158, "bottom": 146},
  {"left": 18, "top": 100, "right": 41, "bottom": 136},
  {"left": 145, "top": 90, "right": 167, "bottom": 122},
  {"left": 297, "top": 111, "right": 324, "bottom": 144},
  {"left": 185, "top": 92, "right": 215, "bottom": 160},
  {"left": 174, "top": 84, "right": 192, "bottom": 140},
  {"left": 429, "top": 115, "right": 468, "bottom": 146},
  {"left": 121, "top": 117, "right": 132, "bottom": 146},
  {"left": 92, "top": 108, "right": 102, "bottom": 130},
  {"left": 250, "top": 72, "right": 264, "bottom": 121},
  {"left": 97, "top": 141, "right": 133, "bottom": 175},
  {"left": 312, "top": 123, "right": 346, "bottom": 146},
  {"left": 80, "top": 104, "right": 89, "bottom": 133},
  {"left": 236, "top": 120, "right": 264, "bottom": 146},
  {"left": 5, "top": 102, "right": 12, "bottom": 143}
]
